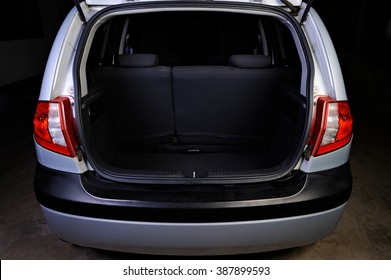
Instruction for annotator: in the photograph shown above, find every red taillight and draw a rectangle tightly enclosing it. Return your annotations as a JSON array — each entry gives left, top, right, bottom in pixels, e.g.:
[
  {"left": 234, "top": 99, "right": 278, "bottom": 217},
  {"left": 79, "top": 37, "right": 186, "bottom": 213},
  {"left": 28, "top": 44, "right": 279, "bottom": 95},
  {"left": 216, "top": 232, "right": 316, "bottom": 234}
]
[
  {"left": 34, "top": 102, "right": 51, "bottom": 143},
  {"left": 310, "top": 97, "right": 353, "bottom": 157},
  {"left": 33, "top": 97, "right": 78, "bottom": 157}
]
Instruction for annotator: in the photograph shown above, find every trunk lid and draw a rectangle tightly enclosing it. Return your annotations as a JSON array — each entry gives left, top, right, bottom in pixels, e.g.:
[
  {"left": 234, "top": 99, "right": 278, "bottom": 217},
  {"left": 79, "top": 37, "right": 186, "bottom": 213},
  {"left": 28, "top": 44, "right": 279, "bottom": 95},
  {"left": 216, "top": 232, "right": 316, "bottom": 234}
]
[{"left": 85, "top": 0, "right": 303, "bottom": 6}]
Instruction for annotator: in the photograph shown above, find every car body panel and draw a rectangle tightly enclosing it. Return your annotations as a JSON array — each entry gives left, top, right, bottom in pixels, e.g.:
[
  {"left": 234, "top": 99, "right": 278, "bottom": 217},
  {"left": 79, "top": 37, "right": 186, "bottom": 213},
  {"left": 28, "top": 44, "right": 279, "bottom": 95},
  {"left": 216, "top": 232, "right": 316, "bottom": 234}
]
[
  {"left": 39, "top": 7, "right": 78, "bottom": 101},
  {"left": 301, "top": 7, "right": 347, "bottom": 101},
  {"left": 34, "top": 140, "right": 87, "bottom": 174},
  {"left": 301, "top": 139, "right": 352, "bottom": 173}
]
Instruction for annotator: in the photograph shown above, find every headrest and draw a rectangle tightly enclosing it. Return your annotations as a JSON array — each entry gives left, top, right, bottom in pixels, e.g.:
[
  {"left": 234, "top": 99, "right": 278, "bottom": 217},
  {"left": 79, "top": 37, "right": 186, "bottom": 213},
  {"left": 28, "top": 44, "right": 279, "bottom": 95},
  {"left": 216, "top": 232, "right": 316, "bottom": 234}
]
[
  {"left": 229, "top": 55, "right": 272, "bottom": 69},
  {"left": 117, "top": 54, "right": 159, "bottom": 68}
]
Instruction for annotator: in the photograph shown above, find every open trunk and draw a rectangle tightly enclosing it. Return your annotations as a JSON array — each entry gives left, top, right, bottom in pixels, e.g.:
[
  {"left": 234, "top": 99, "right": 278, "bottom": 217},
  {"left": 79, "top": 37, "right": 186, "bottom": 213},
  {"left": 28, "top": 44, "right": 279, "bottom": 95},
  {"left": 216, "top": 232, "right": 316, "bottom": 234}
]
[{"left": 77, "top": 8, "right": 311, "bottom": 182}]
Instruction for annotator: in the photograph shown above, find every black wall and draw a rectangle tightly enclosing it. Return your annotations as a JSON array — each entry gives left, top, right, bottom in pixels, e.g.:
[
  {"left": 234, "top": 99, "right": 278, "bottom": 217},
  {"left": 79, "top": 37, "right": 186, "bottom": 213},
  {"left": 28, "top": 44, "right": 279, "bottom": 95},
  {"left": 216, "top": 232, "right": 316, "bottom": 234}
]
[
  {"left": 314, "top": 0, "right": 391, "bottom": 72},
  {"left": 313, "top": 0, "right": 391, "bottom": 120}
]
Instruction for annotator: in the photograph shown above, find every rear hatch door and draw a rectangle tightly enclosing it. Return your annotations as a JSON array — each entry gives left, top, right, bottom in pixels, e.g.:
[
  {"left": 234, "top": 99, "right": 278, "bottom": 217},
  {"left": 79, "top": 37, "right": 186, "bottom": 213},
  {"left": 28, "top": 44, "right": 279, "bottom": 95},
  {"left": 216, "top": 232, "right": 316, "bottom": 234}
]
[{"left": 84, "top": 0, "right": 303, "bottom": 6}]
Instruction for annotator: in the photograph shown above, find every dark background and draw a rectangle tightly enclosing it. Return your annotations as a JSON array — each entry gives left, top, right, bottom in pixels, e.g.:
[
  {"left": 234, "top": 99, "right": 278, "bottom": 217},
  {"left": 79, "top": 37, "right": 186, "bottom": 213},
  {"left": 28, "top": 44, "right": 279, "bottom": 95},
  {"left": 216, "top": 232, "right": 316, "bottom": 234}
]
[
  {"left": 314, "top": 0, "right": 391, "bottom": 122},
  {"left": 0, "top": 0, "right": 390, "bottom": 259},
  {"left": 0, "top": 1, "right": 43, "bottom": 41}
]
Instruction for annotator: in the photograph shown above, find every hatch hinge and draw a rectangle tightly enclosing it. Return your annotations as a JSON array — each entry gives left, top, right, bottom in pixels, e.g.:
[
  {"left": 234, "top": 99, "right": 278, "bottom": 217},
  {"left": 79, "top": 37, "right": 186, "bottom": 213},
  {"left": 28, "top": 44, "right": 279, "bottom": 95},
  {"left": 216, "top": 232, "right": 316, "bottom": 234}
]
[
  {"left": 73, "top": 0, "right": 87, "bottom": 24},
  {"left": 304, "top": 144, "right": 312, "bottom": 161},
  {"left": 300, "top": 0, "right": 314, "bottom": 25},
  {"left": 279, "top": 0, "right": 299, "bottom": 16},
  {"left": 252, "top": 0, "right": 299, "bottom": 16},
  {"left": 76, "top": 146, "right": 84, "bottom": 161}
]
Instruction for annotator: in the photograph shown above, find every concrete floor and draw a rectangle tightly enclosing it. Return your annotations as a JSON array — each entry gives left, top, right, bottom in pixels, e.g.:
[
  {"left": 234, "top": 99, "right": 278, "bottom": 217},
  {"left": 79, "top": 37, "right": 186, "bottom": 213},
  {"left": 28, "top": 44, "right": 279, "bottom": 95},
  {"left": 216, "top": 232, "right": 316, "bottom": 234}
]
[{"left": 1, "top": 60, "right": 391, "bottom": 259}]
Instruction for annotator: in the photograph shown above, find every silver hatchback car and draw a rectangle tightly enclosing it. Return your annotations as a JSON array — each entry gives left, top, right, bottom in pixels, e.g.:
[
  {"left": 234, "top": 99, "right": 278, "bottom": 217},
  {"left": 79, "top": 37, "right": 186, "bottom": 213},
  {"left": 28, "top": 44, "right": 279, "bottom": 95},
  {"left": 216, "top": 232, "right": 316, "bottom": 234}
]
[{"left": 33, "top": 0, "right": 353, "bottom": 255}]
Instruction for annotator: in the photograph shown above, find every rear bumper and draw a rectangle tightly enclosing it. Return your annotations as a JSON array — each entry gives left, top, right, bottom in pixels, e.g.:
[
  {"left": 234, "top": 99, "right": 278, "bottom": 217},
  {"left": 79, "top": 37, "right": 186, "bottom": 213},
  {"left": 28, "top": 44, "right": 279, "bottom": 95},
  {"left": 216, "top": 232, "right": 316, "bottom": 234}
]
[
  {"left": 41, "top": 204, "right": 347, "bottom": 255},
  {"left": 34, "top": 162, "right": 352, "bottom": 254}
]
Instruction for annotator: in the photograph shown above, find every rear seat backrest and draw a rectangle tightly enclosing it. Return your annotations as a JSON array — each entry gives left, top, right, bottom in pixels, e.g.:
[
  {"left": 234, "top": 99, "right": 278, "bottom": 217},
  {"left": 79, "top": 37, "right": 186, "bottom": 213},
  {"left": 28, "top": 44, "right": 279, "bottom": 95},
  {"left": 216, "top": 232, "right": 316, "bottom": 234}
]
[
  {"left": 172, "top": 55, "right": 286, "bottom": 144},
  {"left": 94, "top": 54, "right": 174, "bottom": 145},
  {"left": 228, "top": 54, "right": 272, "bottom": 69},
  {"left": 117, "top": 53, "right": 160, "bottom": 68}
]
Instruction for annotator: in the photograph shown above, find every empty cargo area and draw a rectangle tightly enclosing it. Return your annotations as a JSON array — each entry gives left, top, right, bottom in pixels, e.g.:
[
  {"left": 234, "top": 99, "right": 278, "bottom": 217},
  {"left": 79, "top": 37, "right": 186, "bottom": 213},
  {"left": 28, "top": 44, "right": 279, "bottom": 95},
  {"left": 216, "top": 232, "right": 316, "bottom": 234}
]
[{"left": 80, "top": 10, "right": 309, "bottom": 179}]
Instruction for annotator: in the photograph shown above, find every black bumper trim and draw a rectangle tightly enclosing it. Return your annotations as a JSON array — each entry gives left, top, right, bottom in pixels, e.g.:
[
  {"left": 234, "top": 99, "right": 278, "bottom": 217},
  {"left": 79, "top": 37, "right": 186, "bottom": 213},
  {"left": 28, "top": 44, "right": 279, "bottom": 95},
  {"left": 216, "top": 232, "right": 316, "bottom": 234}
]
[{"left": 34, "top": 163, "right": 352, "bottom": 223}]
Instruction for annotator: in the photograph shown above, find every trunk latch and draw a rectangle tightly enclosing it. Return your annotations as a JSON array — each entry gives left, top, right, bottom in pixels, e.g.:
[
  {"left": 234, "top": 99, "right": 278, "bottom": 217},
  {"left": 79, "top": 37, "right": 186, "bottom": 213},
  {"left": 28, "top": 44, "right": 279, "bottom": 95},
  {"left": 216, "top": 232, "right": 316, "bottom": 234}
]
[{"left": 183, "top": 170, "right": 208, "bottom": 178}]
